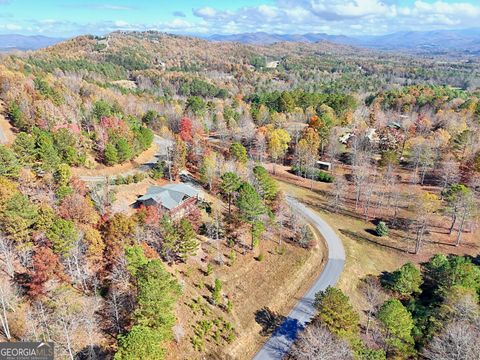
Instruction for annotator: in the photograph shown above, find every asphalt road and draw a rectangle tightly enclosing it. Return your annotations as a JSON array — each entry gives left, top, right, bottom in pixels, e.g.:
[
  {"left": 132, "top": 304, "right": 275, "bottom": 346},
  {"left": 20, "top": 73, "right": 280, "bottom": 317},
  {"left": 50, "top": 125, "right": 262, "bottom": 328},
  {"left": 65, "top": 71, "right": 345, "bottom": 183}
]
[{"left": 252, "top": 197, "right": 345, "bottom": 360}]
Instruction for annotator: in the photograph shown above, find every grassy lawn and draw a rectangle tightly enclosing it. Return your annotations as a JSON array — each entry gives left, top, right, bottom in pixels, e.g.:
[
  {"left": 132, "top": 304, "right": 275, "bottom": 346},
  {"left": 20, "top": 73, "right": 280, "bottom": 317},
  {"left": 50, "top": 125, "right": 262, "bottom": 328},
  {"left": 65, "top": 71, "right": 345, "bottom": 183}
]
[{"left": 277, "top": 180, "right": 417, "bottom": 312}]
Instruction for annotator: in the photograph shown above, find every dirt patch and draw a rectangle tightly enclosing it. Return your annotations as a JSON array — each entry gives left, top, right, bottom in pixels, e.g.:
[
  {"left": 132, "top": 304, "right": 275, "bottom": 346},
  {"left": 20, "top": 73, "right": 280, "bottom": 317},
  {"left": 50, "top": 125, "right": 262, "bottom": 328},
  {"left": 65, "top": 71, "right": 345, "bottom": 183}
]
[
  {"left": 0, "top": 101, "right": 15, "bottom": 145},
  {"left": 72, "top": 143, "right": 158, "bottom": 178}
]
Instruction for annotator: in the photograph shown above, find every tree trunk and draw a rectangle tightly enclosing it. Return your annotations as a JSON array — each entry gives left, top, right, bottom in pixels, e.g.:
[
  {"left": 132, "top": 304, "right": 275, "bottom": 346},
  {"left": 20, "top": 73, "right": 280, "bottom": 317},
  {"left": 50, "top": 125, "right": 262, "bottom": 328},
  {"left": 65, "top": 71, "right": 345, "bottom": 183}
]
[
  {"left": 365, "top": 311, "right": 371, "bottom": 337},
  {"left": 415, "top": 223, "right": 425, "bottom": 254},
  {"left": 0, "top": 289, "right": 11, "bottom": 340},
  {"left": 455, "top": 211, "right": 467, "bottom": 246},
  {"left": 449, "top": 214, "right": 457, "bottom": 235}
]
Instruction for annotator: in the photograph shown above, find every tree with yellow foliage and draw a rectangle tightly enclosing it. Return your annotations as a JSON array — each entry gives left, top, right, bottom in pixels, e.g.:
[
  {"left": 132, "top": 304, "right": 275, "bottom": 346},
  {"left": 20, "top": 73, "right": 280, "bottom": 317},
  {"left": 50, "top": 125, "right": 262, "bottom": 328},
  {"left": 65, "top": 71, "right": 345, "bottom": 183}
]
[{"left": 267, "top": 128, "right": 291, "bottom": 174}]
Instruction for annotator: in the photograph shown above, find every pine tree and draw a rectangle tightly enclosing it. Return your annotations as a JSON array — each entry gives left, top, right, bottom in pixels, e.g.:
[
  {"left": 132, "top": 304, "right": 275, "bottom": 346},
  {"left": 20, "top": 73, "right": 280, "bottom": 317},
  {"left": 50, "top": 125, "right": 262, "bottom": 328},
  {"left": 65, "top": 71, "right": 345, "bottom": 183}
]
[
  {"left": 0, "top": 146, "right": 20, "bottom": 178},
  {"left": 236, "top": 183, "right": 266, "bottom": 249},
  {"left": 229, "top": 142, "right": 248, "bottom": 164},
  {"left": 172, "top": 136, "right": 186, "bottom": 180},
  {"left": 12, "top": 132, "right": 36, "bottom": 165},
  {"left": 375, "top": 221, "right": 389, "bottom": 237},
  {"left": 253, "top": 165, "right": 278, "bottom": 201},
  {"left": 116, "top": 138, "right": 133, "bottom": 163},
  {"left": 220, "top": 172, "right": 241, "bottom": 215},
  {"left": 377, "top": 299, "right": 414, "bottom": 356},
  {"left": 212, "top": 278, "right": 222, "bottom": 305},
  {"left": 117, "top": 246, "right": 181, "bottom": 360},
  {"left": 385, "top": 262, "right": 423, "bottom": 298},
  {"left": 176, "top": 219, "right": 198, "bottom": 262},
  {"left": 47, "top": 218, "right": 78, "bottom": 257},
  {"left": 104, "top": 142, "right": 119, "bottom": 165},
  {"left": 35, "top": 131, "right": 60, "bottom": 171},
  {"left": 159, "top": 215, "right": 178, "bottom": 262},
  {"left": 314, "top": 287, "right": 359, "bottom": 338}
]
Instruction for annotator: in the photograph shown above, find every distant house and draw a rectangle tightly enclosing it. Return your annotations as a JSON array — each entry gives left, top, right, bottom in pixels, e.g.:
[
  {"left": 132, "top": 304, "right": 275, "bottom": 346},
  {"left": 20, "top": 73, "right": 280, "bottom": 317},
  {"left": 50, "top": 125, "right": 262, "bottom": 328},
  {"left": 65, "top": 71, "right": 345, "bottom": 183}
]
[
  {"left": 137, "top": 183, "right": 200, "bottom": 218},
  {"left": 316, "top": 161, "right": 332, "bottom": 171}
]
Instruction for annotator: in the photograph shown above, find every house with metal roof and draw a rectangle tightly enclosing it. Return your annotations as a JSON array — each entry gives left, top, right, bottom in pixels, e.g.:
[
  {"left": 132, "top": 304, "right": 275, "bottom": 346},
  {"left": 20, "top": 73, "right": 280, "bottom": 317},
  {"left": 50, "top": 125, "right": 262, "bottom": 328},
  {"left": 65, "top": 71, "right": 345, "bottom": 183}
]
[{"left": 137, "top": 183, "right": 200, "bottom": 217}]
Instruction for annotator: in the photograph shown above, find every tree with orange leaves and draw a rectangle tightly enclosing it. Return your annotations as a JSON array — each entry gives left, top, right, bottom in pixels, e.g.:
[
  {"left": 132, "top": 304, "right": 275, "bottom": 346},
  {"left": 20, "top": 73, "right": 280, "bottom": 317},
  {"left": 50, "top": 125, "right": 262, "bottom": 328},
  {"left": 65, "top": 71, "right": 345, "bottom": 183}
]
[{"left": 25, "top": 246, "right": 68, "bottom": 298}]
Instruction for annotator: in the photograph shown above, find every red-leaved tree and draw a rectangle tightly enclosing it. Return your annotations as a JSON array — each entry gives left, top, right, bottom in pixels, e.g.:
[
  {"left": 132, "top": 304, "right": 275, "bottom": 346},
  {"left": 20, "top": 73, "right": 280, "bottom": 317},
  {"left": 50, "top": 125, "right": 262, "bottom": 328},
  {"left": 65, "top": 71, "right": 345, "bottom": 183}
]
[
  {"left": 26, "top": 246, "right": 68, "bottom": 298},
  {"left": 179, "top": 117, "right": 193, "bottom": 142}
]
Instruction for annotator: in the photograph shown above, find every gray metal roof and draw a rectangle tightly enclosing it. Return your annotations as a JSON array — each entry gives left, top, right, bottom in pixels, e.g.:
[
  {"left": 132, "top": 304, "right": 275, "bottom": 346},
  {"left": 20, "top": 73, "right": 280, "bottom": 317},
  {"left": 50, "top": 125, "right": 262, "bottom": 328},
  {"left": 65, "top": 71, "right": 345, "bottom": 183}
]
[{"left": 138, "top": 183, "right": 199, "bottom": 210}]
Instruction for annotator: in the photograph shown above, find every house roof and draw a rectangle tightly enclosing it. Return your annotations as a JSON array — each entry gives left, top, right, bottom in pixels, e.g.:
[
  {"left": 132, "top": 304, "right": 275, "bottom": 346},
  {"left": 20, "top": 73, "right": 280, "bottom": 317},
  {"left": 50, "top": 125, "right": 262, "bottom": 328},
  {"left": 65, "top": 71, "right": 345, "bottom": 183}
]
[{"left": 138, "top": 183, "right": 199, "bottom": 210}]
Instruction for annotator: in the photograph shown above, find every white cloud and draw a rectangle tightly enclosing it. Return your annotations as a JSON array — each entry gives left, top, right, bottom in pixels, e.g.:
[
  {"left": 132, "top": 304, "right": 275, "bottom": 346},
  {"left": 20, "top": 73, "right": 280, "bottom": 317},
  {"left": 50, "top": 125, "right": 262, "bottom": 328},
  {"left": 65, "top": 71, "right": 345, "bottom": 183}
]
[
  {"left": 114, "top": 20, "right": 129, "bottom": 27},
  {"left": 0, "top": 23, "right": 22, "bottom": 30},
  {"left": 8, "top": 0, "right": 480, "bottom": 37},
  {"left": 189, "top": 0, "right": 480, "bottom": 35}
]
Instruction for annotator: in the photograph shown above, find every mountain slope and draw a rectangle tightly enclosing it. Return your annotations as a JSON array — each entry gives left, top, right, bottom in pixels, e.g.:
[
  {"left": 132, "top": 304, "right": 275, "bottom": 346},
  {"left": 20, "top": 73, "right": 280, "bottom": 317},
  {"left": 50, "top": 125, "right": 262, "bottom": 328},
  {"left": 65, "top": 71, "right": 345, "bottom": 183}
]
[
  {"left": 207, "top": 29, "right": 480, "bottom": 54},
  {"left": 0, "top": 34, "right": 64, "bottom": 51}
]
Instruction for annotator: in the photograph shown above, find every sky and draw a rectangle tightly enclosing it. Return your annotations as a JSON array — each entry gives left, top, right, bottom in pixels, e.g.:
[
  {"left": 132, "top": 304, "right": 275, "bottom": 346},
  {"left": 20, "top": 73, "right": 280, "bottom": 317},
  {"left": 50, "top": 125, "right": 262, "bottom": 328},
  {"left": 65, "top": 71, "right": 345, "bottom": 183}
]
[{"left": 0, "top": 0, "right": 480, "bottom": 38}]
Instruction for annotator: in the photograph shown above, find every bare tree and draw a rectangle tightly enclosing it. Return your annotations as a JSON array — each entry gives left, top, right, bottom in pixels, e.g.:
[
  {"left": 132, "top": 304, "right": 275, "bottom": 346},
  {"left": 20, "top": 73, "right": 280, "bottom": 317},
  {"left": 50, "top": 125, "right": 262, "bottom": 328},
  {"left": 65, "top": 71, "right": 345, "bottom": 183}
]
[
  {"left": 289, "top": 324, "right": 353, "bottom": 360},
  {"left": 329, "top": 176, "right": 348, "bottom": 213},
  {"left": 359, "top": 276, "right": 385, "bottom": 337},
  {"left": 412, "top": 193, "right": 440, "bottom": 254},
  {"left": 423, "top": 320, "right": 480, "bottom": 360},
  {"left": 439, "top": 159, "right": 460, "bottom": 192},
  {"left": 0, "top": 277, "right": 17, "bottom": 340},
  {"left": 353, "top": 152, "right": 371, "bottom": 210},
  {"left": 0, "top": 235, "right": 15, "bottom": 278}
]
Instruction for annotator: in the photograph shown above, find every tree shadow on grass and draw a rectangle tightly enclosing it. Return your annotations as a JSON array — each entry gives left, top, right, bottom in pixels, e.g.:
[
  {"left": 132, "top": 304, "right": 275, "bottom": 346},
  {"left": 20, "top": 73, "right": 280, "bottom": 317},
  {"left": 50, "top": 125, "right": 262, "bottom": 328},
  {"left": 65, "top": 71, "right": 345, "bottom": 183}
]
[{"left": 339, "top": 228, "right": 412, "bottom": 254}]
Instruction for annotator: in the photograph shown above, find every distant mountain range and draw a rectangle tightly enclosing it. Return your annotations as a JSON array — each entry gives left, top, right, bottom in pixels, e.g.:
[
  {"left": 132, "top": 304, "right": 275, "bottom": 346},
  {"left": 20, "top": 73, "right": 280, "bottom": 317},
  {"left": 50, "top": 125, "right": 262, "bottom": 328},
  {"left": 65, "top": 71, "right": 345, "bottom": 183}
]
[
  {"left": 0, "top": 34, "right": 64, "bottom": 51},
  {"left": 208, "top": 29, "right": 480, "bottom": 54},
  {"left": 2, "top": 28, "right": 480, "bottom": 54}
]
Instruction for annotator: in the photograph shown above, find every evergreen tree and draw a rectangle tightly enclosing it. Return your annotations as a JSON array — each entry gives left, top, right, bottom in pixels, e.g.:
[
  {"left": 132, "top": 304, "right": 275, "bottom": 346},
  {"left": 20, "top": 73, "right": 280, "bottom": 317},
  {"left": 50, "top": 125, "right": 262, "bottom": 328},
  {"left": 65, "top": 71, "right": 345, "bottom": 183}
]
[
  {"left": 176, "top": 219, "right": 198, "bottom": 262},
  {"left": 212, "top": 278, "right": 222, "bottom": 305},
  {"left": 0, "top": 146, "right": 20, "bottom": 178},
  {"left": 199, "top": 151, "right": 217, "bottom": 190},
  {"left": 384, "top": 262, "right": 423, "bottom": 298},
  {"left": 253, "top": 165, "right": 278, "bottom": 201},
  {"left": 35, "top": 131, "right": 60, "bottom": 171},
  {"left": 314, "top": 287, "right": 359, "bottom": 338},
  {"left": 220, "top": 172, "right": 241, "bottom": 215},
  {"left": 104, "top": 142, "right": 119, "bottom": 165},
  {"left": 377, "top": 299, "right": 415, "bottom": 356},
  {"left": 47, "top": 218, "right": 78, "bottom": 256},
  {"left": 229, "top": 142, "right": 248, "bottom": 164},
  {"left": 7, "top": 101, "right": 26, "bottom": 129},
  {"left": 159, "top": 215, "right": 178, "bottom": 262},
  {"left": 116, "top": 138, "right": 133, "bottom": 163},
  {"left": 236, "top": 183, "right": 266, "bottom": 249},
  {"left": 424, "top": 254, "right": 480, "bottom": 295},
  {"left": 117, "top": 246, "right": 181, "bottom": 360},
  {"left": 13, "top": 132, "right": 36, "bottom": 165},
  {"left": 375, "top": 221, "right": 389, "bottom": 237},
  {"left": 0, "top": 193, "right": 38, "bottom": 243},
  {"left": 54, "top": 163, "right": 72, "bottom": 187}
]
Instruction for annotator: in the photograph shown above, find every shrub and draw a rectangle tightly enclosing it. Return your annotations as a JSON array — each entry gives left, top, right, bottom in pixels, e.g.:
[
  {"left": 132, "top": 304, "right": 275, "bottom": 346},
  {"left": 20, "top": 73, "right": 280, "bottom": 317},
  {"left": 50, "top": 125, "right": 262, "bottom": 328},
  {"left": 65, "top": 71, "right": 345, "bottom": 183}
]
[
  {"left": 376, "top": 221, "right": 389, "bottom": 237},
  {"left": 317, "top": 170, "right": 334, "bottom": 183}
]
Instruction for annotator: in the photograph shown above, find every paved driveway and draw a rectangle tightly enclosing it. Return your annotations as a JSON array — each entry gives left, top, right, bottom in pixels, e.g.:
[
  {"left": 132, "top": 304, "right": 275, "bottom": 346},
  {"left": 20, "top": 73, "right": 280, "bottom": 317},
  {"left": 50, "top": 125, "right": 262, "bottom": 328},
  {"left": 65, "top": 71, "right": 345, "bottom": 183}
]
[{"left": 253, "top": 197, "right": 345, "bottom": 360}]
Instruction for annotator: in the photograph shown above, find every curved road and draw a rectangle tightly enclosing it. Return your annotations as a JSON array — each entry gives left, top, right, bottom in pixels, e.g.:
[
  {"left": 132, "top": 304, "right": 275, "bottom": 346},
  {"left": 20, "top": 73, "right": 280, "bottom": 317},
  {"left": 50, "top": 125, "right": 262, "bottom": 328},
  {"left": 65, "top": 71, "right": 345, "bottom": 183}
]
[{"left": 253, "top": 197, "right": 345, "bottom": 360}]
